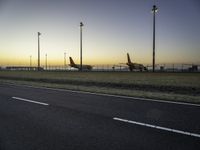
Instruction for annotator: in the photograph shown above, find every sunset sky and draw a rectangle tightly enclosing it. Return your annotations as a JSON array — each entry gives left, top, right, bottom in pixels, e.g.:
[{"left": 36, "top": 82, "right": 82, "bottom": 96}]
[{"left": 0, "top": 0, "right": 200, "bottom": 66}]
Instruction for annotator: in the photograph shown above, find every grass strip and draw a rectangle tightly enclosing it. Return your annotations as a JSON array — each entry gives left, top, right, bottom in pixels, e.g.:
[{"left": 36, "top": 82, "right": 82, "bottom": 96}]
[
  {"left": 0, "top": 71, "right": 199, "bottom": 103},
  {"left": 0, "top": 79, "right": 200, "bottom": 104},
  {"left": 0, "top": 76, "right": 199, "bottom": 96}
]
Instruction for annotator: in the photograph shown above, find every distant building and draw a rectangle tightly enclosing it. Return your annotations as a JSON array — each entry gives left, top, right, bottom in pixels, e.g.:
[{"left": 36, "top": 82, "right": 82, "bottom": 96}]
[{"left": 5, "top": 66, "right": 43, "bottom": 71}]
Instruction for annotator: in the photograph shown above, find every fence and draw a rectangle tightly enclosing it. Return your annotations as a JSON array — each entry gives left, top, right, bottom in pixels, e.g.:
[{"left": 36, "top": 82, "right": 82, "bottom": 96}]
[{"left": 1, "top": 63, "right": 199, "bottom": 72}]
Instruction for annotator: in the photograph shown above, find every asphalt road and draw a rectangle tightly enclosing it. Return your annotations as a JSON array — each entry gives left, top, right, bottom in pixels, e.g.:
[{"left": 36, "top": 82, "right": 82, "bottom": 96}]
[{"left": 0, "top": 83, "right": 200, "bottom": 150}]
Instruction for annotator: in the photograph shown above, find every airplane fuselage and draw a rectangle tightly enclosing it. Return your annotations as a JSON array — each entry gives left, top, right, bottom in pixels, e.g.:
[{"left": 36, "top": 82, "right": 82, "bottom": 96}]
[
  {"left": 126, "top": 53, "right": 147, "bottom": 71},
  {"left": 70, "top": 64, "right": 92, "bottom": 71},
  {"left": 127, "top": 62, "right": 145, "bottom": 71},
  {"left": 69, "top": 57, "right": 92, "bottom": 71}
]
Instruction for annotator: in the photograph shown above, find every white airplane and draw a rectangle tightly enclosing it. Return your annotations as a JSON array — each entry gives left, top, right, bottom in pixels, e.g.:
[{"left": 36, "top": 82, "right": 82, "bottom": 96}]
[
  {"left": 126, "top": 53, "right": 147, "bottom": 71},
  {"left": 69, "top": 57, "right": 92, "bottom": 71}
]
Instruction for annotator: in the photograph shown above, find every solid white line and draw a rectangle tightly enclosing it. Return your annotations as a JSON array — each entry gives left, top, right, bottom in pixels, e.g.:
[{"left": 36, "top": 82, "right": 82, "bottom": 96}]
[
  {"left": 12, "top": 97, "right": 49, "bottom": 106},
  {"left": 22, "top": 84, "right": 200, "bottom": 107},
  {"left": 113, "top": 117, "right": 200, "bottom": 138},
  {"left": 5, "top": 83, "right": 200, "bottom": 107}
]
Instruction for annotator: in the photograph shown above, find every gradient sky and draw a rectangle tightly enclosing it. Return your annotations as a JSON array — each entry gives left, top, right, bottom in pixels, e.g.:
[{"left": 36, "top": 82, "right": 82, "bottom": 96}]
[{"left": 0, "top": 0, "right": 200, "bottom": 66}]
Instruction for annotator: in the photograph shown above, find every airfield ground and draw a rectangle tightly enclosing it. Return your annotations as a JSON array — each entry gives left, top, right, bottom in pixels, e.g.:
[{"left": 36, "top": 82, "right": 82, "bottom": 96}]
[{"left": 0, "top": 71, "right": 199, "bottom": 103}]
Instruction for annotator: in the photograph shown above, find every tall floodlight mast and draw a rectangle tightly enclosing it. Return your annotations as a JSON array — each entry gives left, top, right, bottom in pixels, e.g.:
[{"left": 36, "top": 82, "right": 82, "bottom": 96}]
[
  {"left": 80, "top": 22, "right": 84, "bottom": 71},
  {"left": 45, "top": 53, "right": 47, "bottom": 70},
  {"left": 30, "top": 55, "right": 32, "bottom": 68},
  {"left": 152, "top": 4, "right": 158, "bottom": 72},
  {"left": 38, "top": 32, "right": 41, "bottom": 71},
  {"left": 64, "top": 52, "right": 66, "bottom": 67}
]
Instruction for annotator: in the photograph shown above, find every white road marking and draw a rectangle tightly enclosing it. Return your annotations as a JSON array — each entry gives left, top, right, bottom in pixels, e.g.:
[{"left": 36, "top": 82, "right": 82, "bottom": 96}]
[
  {"left": 113, "top": 117, "right": 200, "bottom": 138},
  {"left": 12, "top": 97, "right": 49, "bottom": 106}
]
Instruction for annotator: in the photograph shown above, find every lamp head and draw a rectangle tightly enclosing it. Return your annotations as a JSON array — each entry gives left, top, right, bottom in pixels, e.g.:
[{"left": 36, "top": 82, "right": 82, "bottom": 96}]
[
  {"left": 80, "top": 22, "right": 84, "bottom": 27},
  {"left": 152, "top": 5, "right": 158, "bottom": 13}
]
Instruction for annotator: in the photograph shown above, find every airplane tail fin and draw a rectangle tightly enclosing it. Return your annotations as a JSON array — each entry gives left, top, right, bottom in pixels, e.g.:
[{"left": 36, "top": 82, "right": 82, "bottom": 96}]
[
  {"left": 127, "top": 53, "right": 132, "bottom": 64},
  {"left": 69, "top": 57, "right": 76, "bottom": 66}
]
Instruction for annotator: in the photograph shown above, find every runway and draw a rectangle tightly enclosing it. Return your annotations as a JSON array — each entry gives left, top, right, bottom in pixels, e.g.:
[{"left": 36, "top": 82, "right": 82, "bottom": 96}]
[{"left": 0, "top": 83, "right": 199, "bottom": 150}]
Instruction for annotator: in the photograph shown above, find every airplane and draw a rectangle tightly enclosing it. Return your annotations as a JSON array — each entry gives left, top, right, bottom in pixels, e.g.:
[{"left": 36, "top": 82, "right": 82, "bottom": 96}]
[
  {"left": 126, "top": 53, "right": 147, "bottom": 71},
  {"left": 69, "top": 57, "right": 92, "bottom": 71}
]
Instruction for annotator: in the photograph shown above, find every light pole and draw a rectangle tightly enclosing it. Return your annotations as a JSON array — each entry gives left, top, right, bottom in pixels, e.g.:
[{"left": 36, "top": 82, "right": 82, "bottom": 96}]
[
  {"left": 30, "top": 55, "right": 32, "bottom": 67},
  {"left": 38, "top": 32, "right": 41, "bottom": 71},
  {"left": 64, "top": 52, "right": 66, "bottom": 68},
  {"left": 80, "top": 22, "right": 84, "bottom": 71},
  {"left": 45, "top": 53, "right": 47, "bottom": 70},
  {"left": 152, "top": 5, "right": 158, "bottom": 72}
]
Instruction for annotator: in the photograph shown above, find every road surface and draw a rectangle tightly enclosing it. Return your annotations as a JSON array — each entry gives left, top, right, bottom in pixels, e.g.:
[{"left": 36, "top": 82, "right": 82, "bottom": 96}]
[{"left": 0, "top": 83, "right": 199, "bottom": 150}]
